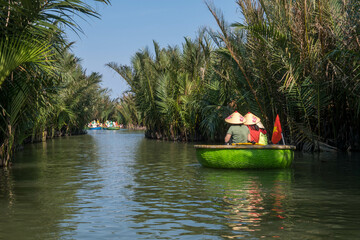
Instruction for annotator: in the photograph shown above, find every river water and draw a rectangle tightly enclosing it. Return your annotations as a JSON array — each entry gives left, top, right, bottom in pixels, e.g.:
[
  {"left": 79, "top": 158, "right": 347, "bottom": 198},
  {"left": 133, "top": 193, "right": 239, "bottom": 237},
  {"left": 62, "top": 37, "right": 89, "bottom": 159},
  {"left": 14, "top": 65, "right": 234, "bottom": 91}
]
[{"left": 1, "top": 130, "right": 360, "bottom": 239}]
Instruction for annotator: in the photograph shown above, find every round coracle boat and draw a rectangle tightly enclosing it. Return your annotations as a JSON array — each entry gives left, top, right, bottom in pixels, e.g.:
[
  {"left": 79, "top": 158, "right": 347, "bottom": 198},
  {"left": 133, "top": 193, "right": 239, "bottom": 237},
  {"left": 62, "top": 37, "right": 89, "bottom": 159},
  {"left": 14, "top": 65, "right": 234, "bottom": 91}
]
[
  {"left": 88, "top": 126, "right": 102, "bottom": 130},
  {"left": 103, "top": 127, "right": 120, "bottom": 130},
  {"left": 194, "top": 143, "right": 296, "bottom": 169}
]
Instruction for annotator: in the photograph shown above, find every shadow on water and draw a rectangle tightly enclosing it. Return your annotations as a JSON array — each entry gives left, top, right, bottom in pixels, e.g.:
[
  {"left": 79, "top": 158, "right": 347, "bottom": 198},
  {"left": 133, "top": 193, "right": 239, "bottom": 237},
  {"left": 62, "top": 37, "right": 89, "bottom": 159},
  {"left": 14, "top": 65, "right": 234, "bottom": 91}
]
[
  {"left": 0, "top": 134, "right": 101, "bottom": 240},
  {"left": 293, "top": 151, "right": 360, "bottom": 185},
  {"left": 283, "top": 152, "right": 360, "bottom": 239}
]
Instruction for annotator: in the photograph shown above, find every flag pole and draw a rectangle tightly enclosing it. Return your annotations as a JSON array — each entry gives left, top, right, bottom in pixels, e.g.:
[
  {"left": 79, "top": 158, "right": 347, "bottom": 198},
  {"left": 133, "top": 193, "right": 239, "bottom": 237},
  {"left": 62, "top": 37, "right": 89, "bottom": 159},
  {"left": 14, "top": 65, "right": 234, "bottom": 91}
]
[{"left": 281, "top": 133, "right": 285, "bottom": 145}]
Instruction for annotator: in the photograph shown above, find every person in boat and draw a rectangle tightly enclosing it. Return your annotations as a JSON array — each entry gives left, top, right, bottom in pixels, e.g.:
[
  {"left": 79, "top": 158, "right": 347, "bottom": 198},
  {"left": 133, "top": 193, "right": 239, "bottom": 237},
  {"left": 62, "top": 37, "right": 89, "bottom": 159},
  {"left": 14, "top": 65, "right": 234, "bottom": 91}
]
[
  {"left": 224, "top": 111, "right": 250, "bottom": 144},
  {"left": 243, "top": 112, "right": 268, "bottom": 145},
  {"left": 256, "top": 121, "right": 268, "bottom": 145}
]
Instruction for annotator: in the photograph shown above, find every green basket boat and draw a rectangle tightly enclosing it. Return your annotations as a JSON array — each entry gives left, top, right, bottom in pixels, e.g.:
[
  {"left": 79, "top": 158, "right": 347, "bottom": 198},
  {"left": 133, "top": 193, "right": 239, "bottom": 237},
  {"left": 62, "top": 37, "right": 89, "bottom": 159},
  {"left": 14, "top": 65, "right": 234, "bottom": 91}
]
[
  {"left": 103, "top": 127, "right": 120, "bottom": 130},
  {"left": 194, "top": 144, "right": 295, "bottom": 169}
]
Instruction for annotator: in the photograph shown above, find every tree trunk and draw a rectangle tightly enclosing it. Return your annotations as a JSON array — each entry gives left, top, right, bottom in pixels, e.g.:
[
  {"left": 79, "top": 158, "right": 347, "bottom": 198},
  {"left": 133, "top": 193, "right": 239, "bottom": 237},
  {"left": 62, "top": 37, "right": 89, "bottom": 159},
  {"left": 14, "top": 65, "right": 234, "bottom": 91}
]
[{"left": 0, "top": 123, "right": 14, "bottom": 167}]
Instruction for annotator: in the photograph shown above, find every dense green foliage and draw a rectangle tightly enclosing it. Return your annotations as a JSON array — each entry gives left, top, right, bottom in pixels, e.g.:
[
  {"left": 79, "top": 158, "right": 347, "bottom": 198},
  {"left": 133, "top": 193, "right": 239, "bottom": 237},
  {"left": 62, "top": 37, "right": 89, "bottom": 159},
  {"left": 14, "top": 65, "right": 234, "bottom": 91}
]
[
  {"left": 0, "top": 0, "right": 111, "bottom": 167},
  {"left": 110, "top": 0, "right": 360, "bottom": 151}
]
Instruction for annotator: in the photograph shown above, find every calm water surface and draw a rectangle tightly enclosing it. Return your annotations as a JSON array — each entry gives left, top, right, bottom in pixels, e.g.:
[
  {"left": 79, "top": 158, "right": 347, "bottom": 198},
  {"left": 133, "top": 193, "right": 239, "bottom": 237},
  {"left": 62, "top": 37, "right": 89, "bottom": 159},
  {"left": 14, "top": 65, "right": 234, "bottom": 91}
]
[{"left": 1, "top": 130, "right": 360, "bottom": 239}]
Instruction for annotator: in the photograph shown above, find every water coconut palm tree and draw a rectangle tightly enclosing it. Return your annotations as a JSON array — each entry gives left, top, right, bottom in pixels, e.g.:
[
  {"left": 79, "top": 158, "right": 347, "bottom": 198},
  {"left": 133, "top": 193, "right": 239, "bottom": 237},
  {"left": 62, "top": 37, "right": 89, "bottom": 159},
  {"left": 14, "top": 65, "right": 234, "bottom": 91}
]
[
  {"left": 0, "top": 0, "right": 111, "bottom": 167},
  {"left": 206, "top": 0, "right": 360, "bottom": 151}
]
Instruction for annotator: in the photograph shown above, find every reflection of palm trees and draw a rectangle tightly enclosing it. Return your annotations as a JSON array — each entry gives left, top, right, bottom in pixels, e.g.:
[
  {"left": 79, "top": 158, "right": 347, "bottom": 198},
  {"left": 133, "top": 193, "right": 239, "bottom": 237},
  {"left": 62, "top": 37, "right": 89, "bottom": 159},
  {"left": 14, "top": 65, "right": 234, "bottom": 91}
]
[
  {"left": 0, "top": 168, "right": 15, "bottom": 207},
  {"left": 0, "top": 134, "right": 100, "bottom": 239}
]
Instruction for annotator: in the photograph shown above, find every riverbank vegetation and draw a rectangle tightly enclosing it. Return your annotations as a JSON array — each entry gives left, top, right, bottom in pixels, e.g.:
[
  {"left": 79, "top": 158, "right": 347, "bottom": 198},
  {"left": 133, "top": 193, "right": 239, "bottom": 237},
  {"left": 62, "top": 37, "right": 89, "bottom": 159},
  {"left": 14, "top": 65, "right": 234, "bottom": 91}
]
[
  {"left": 0, "top": 0, "right": 111, "bottom": 167},
  {"left": 109, "top": 0, "right": 360, "bottom": 152}
]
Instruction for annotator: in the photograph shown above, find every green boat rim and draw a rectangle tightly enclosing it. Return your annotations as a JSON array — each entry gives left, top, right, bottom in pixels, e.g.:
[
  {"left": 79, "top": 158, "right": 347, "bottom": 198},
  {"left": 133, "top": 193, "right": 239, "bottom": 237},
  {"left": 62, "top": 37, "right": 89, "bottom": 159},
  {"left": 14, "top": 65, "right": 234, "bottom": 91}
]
[{"left": 194, "top": 144, "right": 296, "bottom": 150}]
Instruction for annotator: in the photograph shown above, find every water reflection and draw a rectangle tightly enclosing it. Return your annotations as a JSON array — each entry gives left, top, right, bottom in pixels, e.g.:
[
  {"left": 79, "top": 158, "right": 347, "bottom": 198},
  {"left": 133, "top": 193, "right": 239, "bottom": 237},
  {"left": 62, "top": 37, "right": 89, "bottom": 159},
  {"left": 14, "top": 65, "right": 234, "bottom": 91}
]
[
  {"left": 129, "top": 139, "right": 219, "bottom": 239},
  {"left": 0, "top": 135, "right": 101, "bottom": 240},
  {"left": 1, "top": 131, "right": 360, "bottom": 239},
  {"left": 128, "top": 138, "right": 294, "bottom": 239},
  {"left": 0, "top": 168, "right": 15, "bottom": 208},
  {"left": 200, "top": 169, "right": 292, "bottom": 239}
]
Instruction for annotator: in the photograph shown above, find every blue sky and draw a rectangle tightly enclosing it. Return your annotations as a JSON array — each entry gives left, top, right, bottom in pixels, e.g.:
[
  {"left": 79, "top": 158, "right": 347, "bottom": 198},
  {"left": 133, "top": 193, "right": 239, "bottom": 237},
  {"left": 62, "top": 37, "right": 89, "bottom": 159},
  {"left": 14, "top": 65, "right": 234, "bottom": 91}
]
[{"left": 66, "top": 0, "right": 241, "bottom": 99}]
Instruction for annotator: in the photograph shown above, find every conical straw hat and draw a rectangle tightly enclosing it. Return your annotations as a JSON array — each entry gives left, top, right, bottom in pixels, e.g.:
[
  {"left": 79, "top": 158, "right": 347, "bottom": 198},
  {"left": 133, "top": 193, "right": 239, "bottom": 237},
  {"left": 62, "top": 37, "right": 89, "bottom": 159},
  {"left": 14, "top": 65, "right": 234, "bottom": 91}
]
[
  {"left": 256, "top": 121, "right": 265, "bottom": 129},
  {"left": 225, "top": 111, "right": 246, "bottom": 124},
  {"left": 243, "top": 112, "right": 261, "bottom": 125}
]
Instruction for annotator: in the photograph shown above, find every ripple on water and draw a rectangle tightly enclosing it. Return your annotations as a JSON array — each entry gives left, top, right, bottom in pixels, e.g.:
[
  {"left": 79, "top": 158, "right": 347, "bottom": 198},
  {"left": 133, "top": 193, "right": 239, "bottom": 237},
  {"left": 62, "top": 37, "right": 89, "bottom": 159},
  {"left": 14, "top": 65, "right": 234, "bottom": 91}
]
[{"left": 1, "top": 132, "right": 360, "bottom": 239}]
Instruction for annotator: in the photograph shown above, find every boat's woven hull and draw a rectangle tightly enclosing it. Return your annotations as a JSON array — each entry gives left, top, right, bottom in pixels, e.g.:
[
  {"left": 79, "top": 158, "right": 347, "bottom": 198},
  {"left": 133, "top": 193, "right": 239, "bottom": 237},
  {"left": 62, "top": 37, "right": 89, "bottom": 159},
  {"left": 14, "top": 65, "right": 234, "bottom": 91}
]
[
  {"left": 104, "top": 127, "right": 120, "bottom": 130},
  {"left": 195, "top": 145, "right": 294, "bottom": 169}
]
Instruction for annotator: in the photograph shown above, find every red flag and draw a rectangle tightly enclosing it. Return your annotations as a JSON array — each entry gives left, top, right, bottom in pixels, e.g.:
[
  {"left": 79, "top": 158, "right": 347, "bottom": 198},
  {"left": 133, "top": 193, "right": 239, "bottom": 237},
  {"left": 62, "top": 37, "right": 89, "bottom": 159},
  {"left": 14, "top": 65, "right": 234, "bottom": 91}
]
[{"left": 271, "top": 114, "right": 282, "bottom": 144}]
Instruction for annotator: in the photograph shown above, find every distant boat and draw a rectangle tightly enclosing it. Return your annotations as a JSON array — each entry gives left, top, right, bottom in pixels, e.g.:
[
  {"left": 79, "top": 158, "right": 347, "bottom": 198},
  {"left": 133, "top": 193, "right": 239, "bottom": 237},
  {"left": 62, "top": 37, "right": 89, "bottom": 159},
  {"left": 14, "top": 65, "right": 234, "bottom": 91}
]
[
  {"left": 88, "top": 126, "right": 102, "bottom": 130},
  {"left": 194, "top": 144, "right": 295, "bottom": 169},
  {"left": 103, "top": 127, "right": 120, "bottom": 130}
]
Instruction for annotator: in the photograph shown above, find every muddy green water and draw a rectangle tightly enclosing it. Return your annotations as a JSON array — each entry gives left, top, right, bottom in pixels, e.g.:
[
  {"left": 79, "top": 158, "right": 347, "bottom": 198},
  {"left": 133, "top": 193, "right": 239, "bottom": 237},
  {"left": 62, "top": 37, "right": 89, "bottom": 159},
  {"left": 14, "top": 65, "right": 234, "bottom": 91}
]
[{"left": 1, "top": 130, "right": 360, "bottom": 239}]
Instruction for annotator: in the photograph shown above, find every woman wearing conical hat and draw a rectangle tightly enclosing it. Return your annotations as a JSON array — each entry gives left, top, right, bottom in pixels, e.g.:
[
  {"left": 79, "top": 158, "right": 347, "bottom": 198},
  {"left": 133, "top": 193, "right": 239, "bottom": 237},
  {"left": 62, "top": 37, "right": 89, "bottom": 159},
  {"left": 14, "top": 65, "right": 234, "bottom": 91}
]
[
  {"left": 243, "top": 112, "right": 268, "bottom": 144},
  {"left": 224, "top": 111, "right": 250, "bottom": 144}
]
